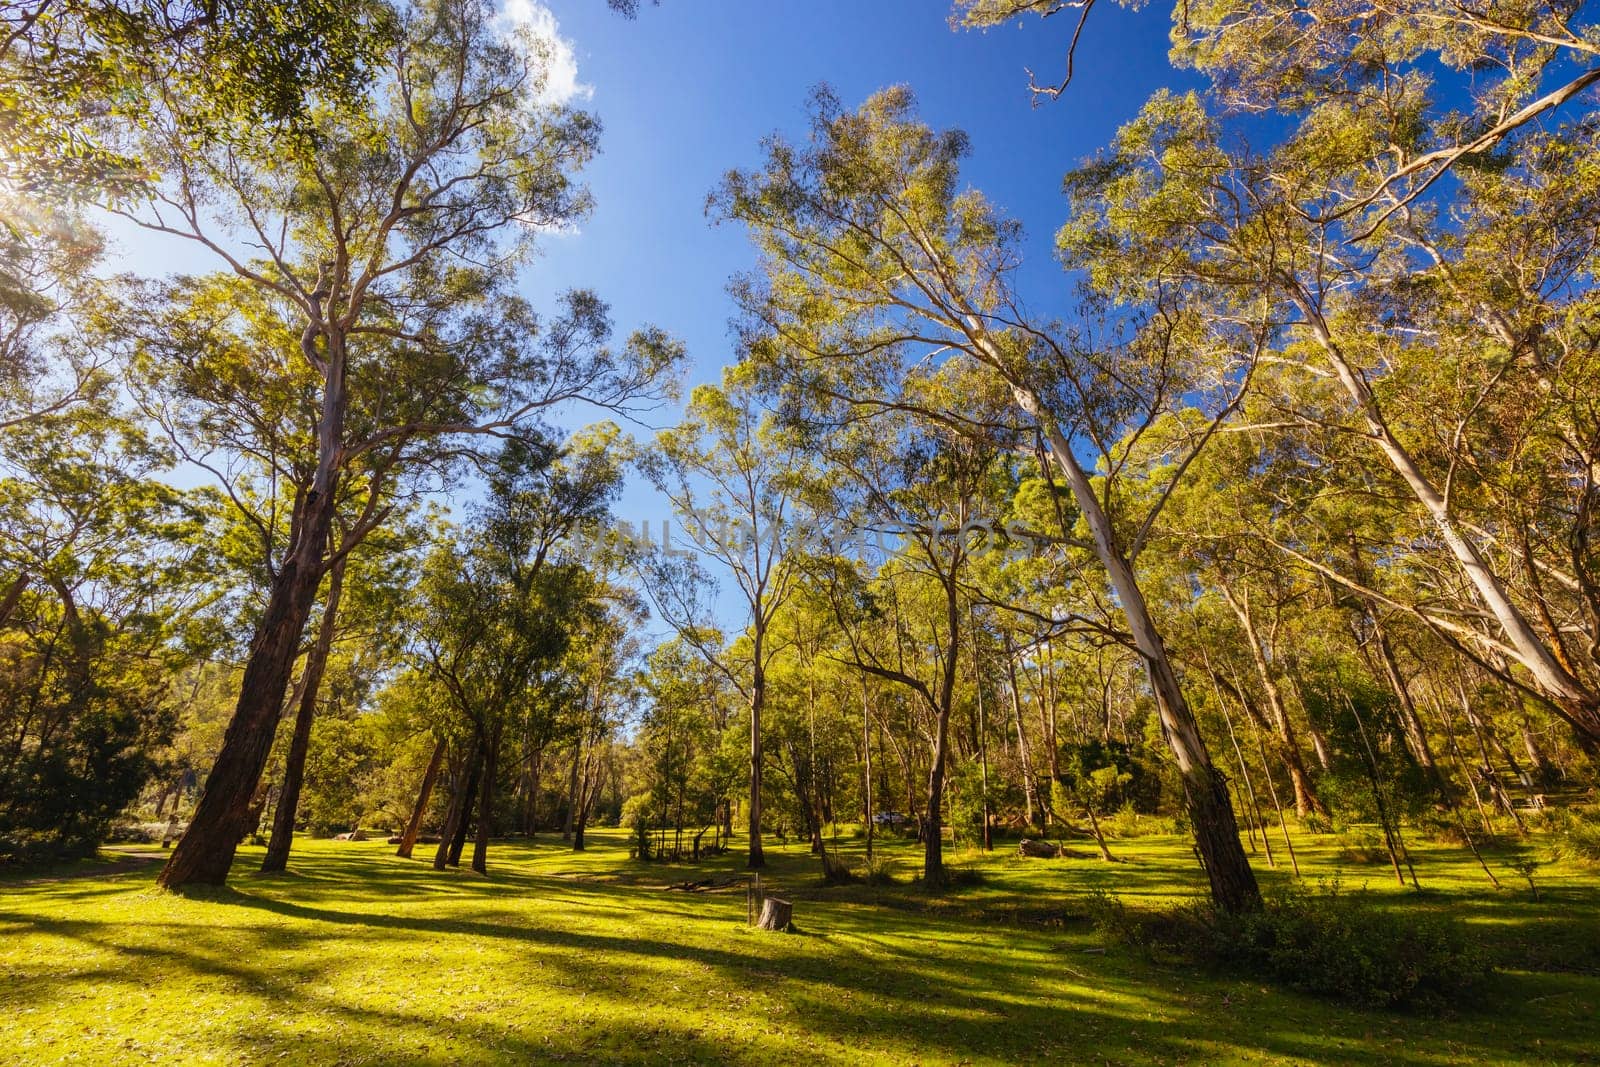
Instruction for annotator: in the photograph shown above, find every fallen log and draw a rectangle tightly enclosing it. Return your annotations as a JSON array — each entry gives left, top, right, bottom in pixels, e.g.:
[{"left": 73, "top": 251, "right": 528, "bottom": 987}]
[
  {"left": 665, "top": 877, "right": 742, "bottom": 892},
  {"left": 756, "top": 896, "right": 794, "bottom": 932},
  {"left": 1017, "top": 838, "right": 1093, "bottom": 859}
]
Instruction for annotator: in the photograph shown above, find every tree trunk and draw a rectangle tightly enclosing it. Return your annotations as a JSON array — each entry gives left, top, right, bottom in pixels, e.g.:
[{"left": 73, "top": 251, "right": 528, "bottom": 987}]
[
  {"left": 158, "top": 486, "right": 339, "bottom": 889},
  {"left": 434, "top": 747, "right": 480, "bottom": 870},
  {"left": 755, "top": 896, "right": 793, "bottom": 932},
  {"left": 974, "top": 617, "right": 992, "bottom": 851},
  {"left": 471, "top": 729, "right": 498, "bottom": 874},
  {"left": 573, "top": 744, "right": 598, "bottom": 851},
  {"left": 861, "top": 679, "right": 874, "bottom": 863},
  {"left": 396, "top": 736, "right": 446, "bottom": 859},
  {"left": 1006, "top": 644, "right": 1039, "bottom": 828},
  {"left": 562, "top": 739, "right": 580, "bottom": 842},
  {"left": 747, "top": 651, "right": 766, "bottom": 869},
  {"left": 520, "top": 744, "right": 543, "bottom": 836},
  {"left": 1216, "top": 576, "right": 1324, "bottom": 818},
  {"left": 1517, "top": 706, "right": 1558, "bottom": 789},
  {"left": 1014, "top": 383, "right": 1260, "bottom": 912},
  {"left": 449, "top": 762, "right": 477, "bottom": 868},
  {"left": 1296, "top": 293, "right": 1600, "bottom": 742},
  {"left": 261, "top": 554, "right": 348, "bottom": 873},
  {"left": 1372, "top": 623, "right": 1439, "bottom": 774},
  {"left": 0, "top": 573, "right": 28, "bottom": 628},
  {"left": 921, "top": 569, "right": 962, "bottom": 890}
]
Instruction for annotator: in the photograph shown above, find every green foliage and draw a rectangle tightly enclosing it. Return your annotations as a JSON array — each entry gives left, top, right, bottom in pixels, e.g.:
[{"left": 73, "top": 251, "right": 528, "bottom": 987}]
[
  {"left": 1090, "top": 880, "right": 1492, "bottom": 1011},
  {"left": 1545, "top": 806, "right": 1600, "bottom": 868},
  {"left": 299, "top": 717, "right": 380, "bottom": 836},
  {"left": 1058, "top": 739, "right": 1161, "bottom": 814},
  {"left": 1299, "top": 673, "right": 1434, "bottom": 824},
  {"left": 945, "top": 762, "right": 990, "bottom": 845},
  {"left": 0, "top": 399, "right": 205, "bottom": 863}
]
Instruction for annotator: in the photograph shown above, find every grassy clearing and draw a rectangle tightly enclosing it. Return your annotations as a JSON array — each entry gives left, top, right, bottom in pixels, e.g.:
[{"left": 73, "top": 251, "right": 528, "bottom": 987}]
[{"left": 1, "top": 828, "right": 1596, "bottom": 1065}]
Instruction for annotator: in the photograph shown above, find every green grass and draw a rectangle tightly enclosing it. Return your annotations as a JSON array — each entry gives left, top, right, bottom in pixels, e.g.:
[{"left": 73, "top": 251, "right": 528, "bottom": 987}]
[{"left": 1, "top": 828, "right": 1596, "bottom": 1065}]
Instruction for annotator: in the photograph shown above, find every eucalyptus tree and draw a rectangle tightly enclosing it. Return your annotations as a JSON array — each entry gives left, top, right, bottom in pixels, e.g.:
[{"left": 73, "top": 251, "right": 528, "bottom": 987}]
[
  {"left": 632, "top": 638, "right": 736, "bottom": 859},
  {"left": 716, "top": 88, "right": 1262, "bottom": 910},
  {"left": 795, "top": 373, "right": 1008, "bottom": 886},
  {"left": 562, "top": 594, "right": 645, "bottom": 851},
  {"left": 412, "top": 431, "right": 623, "bottom": 873},
  {"left": 0, "top": 196, "right": 108, "bottom": 441},
  {"left": 259, "top": 513, "right": 420, "bottom": 871},
  {"left": 1049, "top": 3, "right": 1600, "bottom": 745},
  {"left": 1, "top": 0, "right": 373, "bottom": 199},
  {"left": 639, "top": 378, "right": 812, "bottom": 868},
  {"left": 112, "top": 0, "right": 677, "bottom": 889},
  {"left": 0, "top": 0, "right": 374, "bottom": 462},
  {"left": 0, "top": 397, "right": 210, "bottom": 861}
]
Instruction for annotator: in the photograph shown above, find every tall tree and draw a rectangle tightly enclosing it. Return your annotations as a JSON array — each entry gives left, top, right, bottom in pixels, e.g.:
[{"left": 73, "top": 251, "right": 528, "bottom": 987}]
[
  {"left": 640, "top": 379, "right": 811, "bottom": 869},
  {"left": 412, "top": 432, "right": 622, "bottom": 873},
  {"left": 716, "top": 88, "right": 1262, "bottom": 911},
  {"left": 116, "top": 0, "right": 676, "bottom": 889}
]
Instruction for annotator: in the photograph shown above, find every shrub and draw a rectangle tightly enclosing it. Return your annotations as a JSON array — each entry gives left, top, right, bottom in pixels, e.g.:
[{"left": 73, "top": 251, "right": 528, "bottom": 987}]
[
  {"left": 1086, "top": 881, "right": 1491, "bottom": 1011},
  {"left": 859, "top": 855, "right": 899, "bottom": 885},
  {"left": 941, "top": 862, "right": 987, "bottom": 888},
  {"left": 1547, "top": 807, "right": 1600, "bottom": 867},
  {"left": 820, "top": 849, "right": 855, "bottom": 885},
  {"left": 1336, "top": 826, "right": 1395, "bottom": 865},
  {"left": 1301, "top": 811, "right": 1334, "bottom": 835},
  {"left": 1100, "top": 803, "right": 1178, "bottom": 839}
]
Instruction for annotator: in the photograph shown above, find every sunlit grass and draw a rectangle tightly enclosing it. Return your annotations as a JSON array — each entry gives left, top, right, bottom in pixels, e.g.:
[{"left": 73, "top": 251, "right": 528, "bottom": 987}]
[{"left": 1, "top": 827, "right": 1595, "bottom": 1064}]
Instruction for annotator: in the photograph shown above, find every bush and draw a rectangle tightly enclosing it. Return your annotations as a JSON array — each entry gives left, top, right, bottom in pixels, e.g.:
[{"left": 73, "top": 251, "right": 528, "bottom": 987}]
[
  {"left": 1547, "top": 807, "right": 1600, "bottom": 867},
  {"left": 941, "top": 862, "right": 987, "bottom": 888},
  {"left": 1086, "top": 881, "right": 1491, "bottom": 1011},
  {"left": 819, "top": 849, "right": 855, "bottom": 885},
  {"left": 1336, "top": 826, "right": 1404, "bottom": 865},
  {"left": 104, "top": 821, "right": 165, "bottom": 844},
  {"left": 856, "top": 854, "right": 899, "bottom": 885},
  {"left": 1100, "top": 803, "right": 1178, "bottom": 839}
]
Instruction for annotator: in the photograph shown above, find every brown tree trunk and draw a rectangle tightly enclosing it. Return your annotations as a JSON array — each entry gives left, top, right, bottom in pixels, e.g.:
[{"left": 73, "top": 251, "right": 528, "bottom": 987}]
[
  {"left": 519, "top": 744, "right": 543, "bottom": 836},
  {"left": 1216, "top": 576, "right": 1323, "bottom": 818},
  {"left": 755, "top": 896, "right": 793, "bottom": 932},
  {"left": 861, "top": 679, "right": 874, "bottom": 863},
  {"left": 261, "top": 554, "right": 348, "bottom": 873},
  {"left": 747, "top": 650, "right": 766, "bottom": 868},
  {"left": 434, "top": 746, "right": 479, "bottom": 870},
  {"left": 471, "top": 728, "right": 499, "bottom": 873},
  {"left": 449, "top": 765, "right": 477, "bottom": 867},
  {"left": 1372, "top": 623, "right": 1439, "bottom": 774},
  {"left": 0, "top": 573, "right": 28, "bottom": 628},
  {"left": 158, "top": 486, "right": 339, "bottom": 890},
  {"left": 921, "top": 571, "right": 962, "bottom": 890},
  {"left": 973, "top": 614, "right": 992, "bottom": 851},
  {"left": 561, "top": 739, "right": 580, "bottom": 842},
  {"left": 396, "top": 736, "right": 446, "bottom": 859},
  {"left": 573, "top": 742, "right": 601, "bottom": 852}
]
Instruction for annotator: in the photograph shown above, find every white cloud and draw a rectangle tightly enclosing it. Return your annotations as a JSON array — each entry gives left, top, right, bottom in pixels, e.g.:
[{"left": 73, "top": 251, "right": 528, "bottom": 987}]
[{"left": 500, "top": 0, "right": 593, "bottom": 108}]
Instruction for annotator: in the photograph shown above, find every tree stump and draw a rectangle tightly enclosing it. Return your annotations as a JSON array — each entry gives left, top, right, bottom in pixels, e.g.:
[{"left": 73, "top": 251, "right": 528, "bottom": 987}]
[
  {"left": 756, "top": 896, "right": 794, "bottom": 932},
  {"left": 1018, "top": 838, "right": 1062, "bottom": 859}
]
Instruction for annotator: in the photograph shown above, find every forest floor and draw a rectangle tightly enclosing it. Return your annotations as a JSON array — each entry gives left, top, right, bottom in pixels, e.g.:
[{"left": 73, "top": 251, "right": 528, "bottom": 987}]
[{"left": 1, "top": 826, "right": 1596, "bottom": 1065}]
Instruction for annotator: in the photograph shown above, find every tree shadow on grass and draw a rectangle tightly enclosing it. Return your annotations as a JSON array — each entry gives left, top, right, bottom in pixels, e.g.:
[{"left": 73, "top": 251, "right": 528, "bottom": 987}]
[{"left": 4, "top": 832, "right": 1599, "bottom": 1065}]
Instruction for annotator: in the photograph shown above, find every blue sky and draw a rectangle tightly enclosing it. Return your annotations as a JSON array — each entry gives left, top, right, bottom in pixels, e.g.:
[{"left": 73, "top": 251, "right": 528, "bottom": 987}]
[
  {"left": 101, "top": 0, "right": 1202, "bottom": 630},
  {"left": 520, "top": 0, "right": 1198, "bottom": 534}
]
